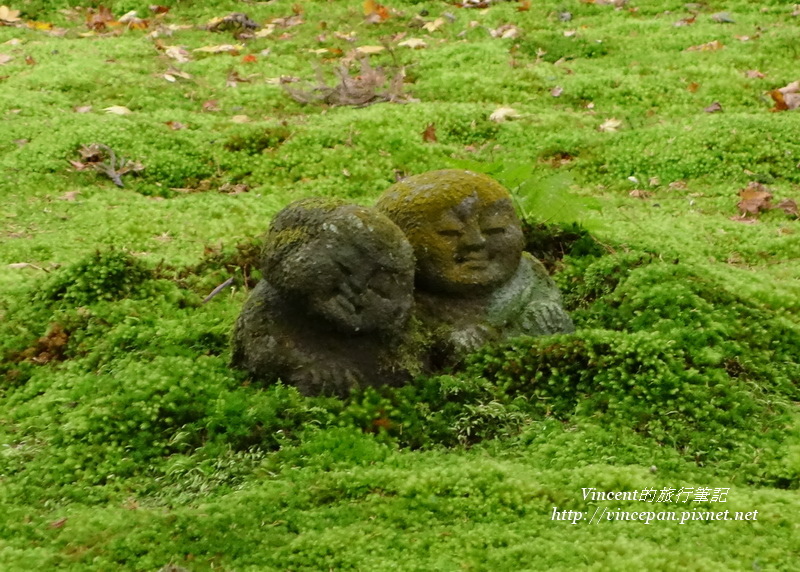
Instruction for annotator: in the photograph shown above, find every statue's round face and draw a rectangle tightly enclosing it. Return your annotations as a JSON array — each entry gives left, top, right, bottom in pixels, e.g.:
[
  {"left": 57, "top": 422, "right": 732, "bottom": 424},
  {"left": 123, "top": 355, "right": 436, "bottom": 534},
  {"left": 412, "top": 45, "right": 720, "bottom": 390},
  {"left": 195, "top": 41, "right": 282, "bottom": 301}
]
[
  {"left": 412, "top": 194, "right": 524, "bottom": 295},
  {"left": 284, "top": 236, "right": 414, "bottom": 334}
]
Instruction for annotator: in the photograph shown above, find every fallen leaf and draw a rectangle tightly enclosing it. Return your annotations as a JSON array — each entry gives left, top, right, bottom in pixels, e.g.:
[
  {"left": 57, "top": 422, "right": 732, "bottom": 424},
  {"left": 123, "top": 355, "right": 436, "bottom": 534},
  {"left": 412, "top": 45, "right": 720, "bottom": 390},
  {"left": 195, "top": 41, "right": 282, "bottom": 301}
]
[
  {"left": 48, "top": 517, "right": 68, "bottom": 529},
  {"left": 744, "top": 70, "right": 765, "bottom": 79},
  {"left": 59, "top": 190, "right": 80, "bottom": 201},
  {"left": 704, "top": 101, "right": 723, "bottom": 113},
  {"left": 774, "top": 198, "right": 799, "bottom": 217},
  {"left": 254, "top": 25, "right": 275, "bottom": 38},
  {"left": 551, "top": 86, "right": 563, "bottom": 97},
  {"left": 165, "top": 121, "right": 186, "bottom": 130},
  {"left": 734, "top": 35, "right": 751, "bottom": 42},
  {"left": 686, "top": 40, "right": 724, "bottom": 52},
  {"left": 517, "top": 0, "right": 531, "bottom": 12},
  {"left": 355, "top": 45, "right": 385, "bottom": 55},
  {"left": 598, "top": 118, "right": 622, "bottom": 132},
  {"left": 490, "top": 24, "right": 521, "bottom": 39},
  {"left": 489, "top": 107, "right": 521, "bottom": 122},
  {"left": 711, "top": 12, "right": 735, "bottom": 23},
  {"left": 86, "top": 5, "right": 117, "bottom": 32},
  {"left": 165, "top": 45, "right": 191, "bottom": 62},
  {"left": 687, "top": 82, "right": 700, "bottom": 93},
  {"left": 629, "top": 189, "right": 652, "bottom": 198},
  {"left": 219, "top": 182, "right": 249, "bottom": 195},
  {"left": 0, "top": 53, "right": 12, "bottom": 65},
  {"left": 284, "top": 58, "right": 411, "bottom": 107},
  {"left": 149, "top": 5, "right": 170, "bottom": 15},
  {"left": 423, "top": 18, "right": 445, "bottom": 33},
  {"left": 24, "top": 55, "right": 35, "bottom": 65},
  {"left": 103, "top": 105, "right": 132, "bottom": 115},
  {"left": 563, "top": 30, "right": 576, "bottom": 37},
  {"left": 769, "top": 81, "right": 800, "bottom": 111},
  {"left": 334, "top": 31, "right": 357, "bottom": 42},
  {"left": 737, "top": 181, "right": 772, "bottom": 216},
  {"left": 398, "top": 38, "right": 426, "bottom": 49},
  {"left": 231, "top": 115, "right": 250, "bottom": 123},
  {"left": 363, "top": 0, "right": 390, "bottom": 23},
  {"left": 193, "top": 44, "right": 244, "bottom": 55},
  {"left": 730, "top": 215, "right": 759, "bottom": 225},
  {"left": 674, "top": 15, "right": 696, "bottom": 27},
  {"left": 271, "top": 15, "right": 303, "bottom": 28},
  {"left": 3, "top": 37, "right": 21, "bottom": 45},
  {"left": 422, "top": 123, "right": 437, "bottom": 142},
  {"left": 226, "top": 69, "right": 251, "bottom": 88},
  {"left": 207, "top": 13, "right": 259, "bottom": 34},
  {"left": 242, "top": 54, "right": 257, "bottom": 63},
  {"left": 119, "top": 10, "right": 148, "bottom": 29},
  {"left": 0, "top": 5, "right": 21, "bottom": 24}
]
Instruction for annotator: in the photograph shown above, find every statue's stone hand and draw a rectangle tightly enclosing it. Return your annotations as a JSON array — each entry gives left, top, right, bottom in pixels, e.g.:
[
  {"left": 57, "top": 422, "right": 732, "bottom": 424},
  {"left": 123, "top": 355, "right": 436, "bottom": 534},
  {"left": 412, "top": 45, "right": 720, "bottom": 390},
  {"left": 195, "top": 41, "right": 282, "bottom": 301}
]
[
  {"left": 449, "top": 323, "right": 496, "bottom": 354},
  {"left": 295, "top": 366, "right": 364, "bottom": 395},
  {"left": 523, "top": 301, "right": 575, "bottom": 335}
]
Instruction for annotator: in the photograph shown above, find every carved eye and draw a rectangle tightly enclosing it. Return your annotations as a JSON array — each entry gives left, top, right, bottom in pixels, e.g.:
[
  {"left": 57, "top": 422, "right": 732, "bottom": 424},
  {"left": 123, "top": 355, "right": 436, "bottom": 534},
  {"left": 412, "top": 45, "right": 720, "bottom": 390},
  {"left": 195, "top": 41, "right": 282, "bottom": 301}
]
[
  {"left": 482, "top": 227, "right": 506, "bottom": 235},
  {"left": 437, "top": 229, "right": 463, "bottom": 238}
]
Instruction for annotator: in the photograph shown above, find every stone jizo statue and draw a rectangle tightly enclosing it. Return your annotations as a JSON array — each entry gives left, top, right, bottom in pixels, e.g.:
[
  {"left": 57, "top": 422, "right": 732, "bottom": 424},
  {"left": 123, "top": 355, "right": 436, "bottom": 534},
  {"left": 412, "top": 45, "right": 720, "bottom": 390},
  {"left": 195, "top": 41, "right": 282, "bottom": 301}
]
[
  {"left": 231, "top": 198, "right": 419, "bottom": 396},
  {"left": 376, "top": 169, "right": 574, "bottom": 366},
  {"left": 232, "top": 170, "right": 574, "bottom": 394}
]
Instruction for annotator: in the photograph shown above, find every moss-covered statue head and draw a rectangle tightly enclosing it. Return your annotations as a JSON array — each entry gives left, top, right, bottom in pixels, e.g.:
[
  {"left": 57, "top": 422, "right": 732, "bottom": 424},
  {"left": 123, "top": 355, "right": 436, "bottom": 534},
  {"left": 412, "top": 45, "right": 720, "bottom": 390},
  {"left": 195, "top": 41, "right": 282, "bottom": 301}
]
[
  {"left": 376, "top": 169, "right": 524, "bottom": 296},
  {"left": 261, "top": 198, "right": 415, "bottom": 334}
]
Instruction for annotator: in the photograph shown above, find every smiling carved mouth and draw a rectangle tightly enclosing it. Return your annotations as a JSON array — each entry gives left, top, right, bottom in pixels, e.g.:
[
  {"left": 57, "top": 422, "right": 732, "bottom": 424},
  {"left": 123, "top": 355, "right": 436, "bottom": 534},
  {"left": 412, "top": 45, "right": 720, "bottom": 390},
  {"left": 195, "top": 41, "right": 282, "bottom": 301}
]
[{"left": 456, "top": 253, "right": 489, "bottom": 265}]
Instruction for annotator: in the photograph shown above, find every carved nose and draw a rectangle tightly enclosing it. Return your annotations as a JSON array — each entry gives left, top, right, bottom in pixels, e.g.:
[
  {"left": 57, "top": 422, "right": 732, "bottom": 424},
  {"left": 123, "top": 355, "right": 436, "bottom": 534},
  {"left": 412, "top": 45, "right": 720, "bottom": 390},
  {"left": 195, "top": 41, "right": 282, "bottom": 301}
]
[{"left": 461, "top": 223, "right": 486, "bottom": 249}]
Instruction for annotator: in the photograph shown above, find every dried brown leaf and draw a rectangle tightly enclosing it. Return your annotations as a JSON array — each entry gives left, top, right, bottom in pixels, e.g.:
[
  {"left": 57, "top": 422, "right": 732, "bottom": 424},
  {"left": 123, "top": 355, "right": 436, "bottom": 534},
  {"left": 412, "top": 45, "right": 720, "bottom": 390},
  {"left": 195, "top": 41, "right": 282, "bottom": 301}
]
[
  {"left": 704, "top": 101, "right": 723, "bottom": 113},
  {"left": 398, "top": 38, "right": 426, "bottom": 49},
  {"left": 165, "top": 45, "right": 191, "bottom": 62},
  {"left": 284, "top": 58, "right": 413, "bottom": 107},
  {"left": 598, "top": 118, "right": 622, "bottom": 132},
  {"left": 363, "top": 0, "right": 390, "bottom": 23},
  {"left": 773, "top": 198, "right": 799, "bottom": 217},
  {"left": 48, "top": 517, "right": 68, "bottom": 529},
  {"left": 0, "top": 5, "right": 21, "bottom": 24},
  {"left": 737, "top": 182, "right": 772, "bottom": 216},
  {"left": 422, "top": 123, "right": 437, "bottom": 143},
  {"left": 489, "top": 107, "right": 521, "bottom": 122},
  {"left": 59, "top": 190, "right": 80, "bottom": 201},
  {"left": 86, "top": 5, "right": 117, "bottom": 32},
  {"left": 193, "top": 44, "right": 244, "bottom": 55},
  {"left": 686, "top": 40, "right": 724, "bottom": 52}
]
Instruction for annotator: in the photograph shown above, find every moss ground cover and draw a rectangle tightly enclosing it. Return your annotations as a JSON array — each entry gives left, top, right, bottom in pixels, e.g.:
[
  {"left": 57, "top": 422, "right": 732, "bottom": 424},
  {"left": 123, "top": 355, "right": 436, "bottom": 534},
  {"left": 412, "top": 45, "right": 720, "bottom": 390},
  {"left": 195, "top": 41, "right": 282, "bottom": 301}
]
[{"left": 1, "top": 1, "right": 799, "bottom": 569}]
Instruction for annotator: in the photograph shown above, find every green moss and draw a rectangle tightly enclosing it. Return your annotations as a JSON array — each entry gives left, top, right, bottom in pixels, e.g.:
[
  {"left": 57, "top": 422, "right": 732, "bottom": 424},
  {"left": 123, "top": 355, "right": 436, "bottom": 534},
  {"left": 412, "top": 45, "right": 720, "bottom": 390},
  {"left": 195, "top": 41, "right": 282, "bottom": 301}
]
[
  {"left": 38, "top": 250, "right": 152, "bottom": 306},
  {"left": 2, "top": 1, "right": 800, "bottom": 569}
]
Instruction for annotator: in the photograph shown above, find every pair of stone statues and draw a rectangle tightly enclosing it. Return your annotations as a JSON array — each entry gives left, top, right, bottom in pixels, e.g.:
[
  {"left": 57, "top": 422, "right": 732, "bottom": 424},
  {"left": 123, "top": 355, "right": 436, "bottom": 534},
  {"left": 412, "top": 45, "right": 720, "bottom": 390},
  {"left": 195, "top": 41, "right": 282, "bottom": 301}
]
[{"left": 231, "top": 169, "right": 574, "bottom": 396}]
